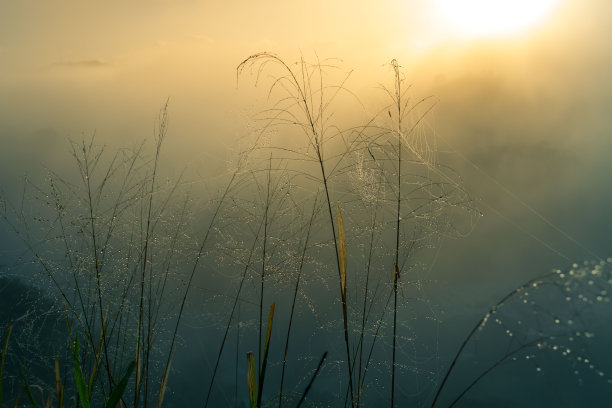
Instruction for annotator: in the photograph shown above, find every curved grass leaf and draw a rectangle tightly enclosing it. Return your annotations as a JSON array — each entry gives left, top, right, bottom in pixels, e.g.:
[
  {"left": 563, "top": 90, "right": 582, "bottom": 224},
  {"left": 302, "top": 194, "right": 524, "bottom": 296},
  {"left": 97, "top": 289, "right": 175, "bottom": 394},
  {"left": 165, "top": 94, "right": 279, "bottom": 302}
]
[{"left": 105, "top": 360, "right": 136, "bottom": 408}]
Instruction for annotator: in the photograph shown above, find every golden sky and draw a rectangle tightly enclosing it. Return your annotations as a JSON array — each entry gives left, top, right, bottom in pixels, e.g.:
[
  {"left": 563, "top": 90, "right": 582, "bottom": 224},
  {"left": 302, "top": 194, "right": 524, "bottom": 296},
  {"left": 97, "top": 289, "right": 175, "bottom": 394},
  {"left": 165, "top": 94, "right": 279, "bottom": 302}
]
[
  {"left": 1, "top": 0, "right": 608, "bottom": 149},
  {"left": 1, "top": 0, "right": 611, "bottom": 267}
]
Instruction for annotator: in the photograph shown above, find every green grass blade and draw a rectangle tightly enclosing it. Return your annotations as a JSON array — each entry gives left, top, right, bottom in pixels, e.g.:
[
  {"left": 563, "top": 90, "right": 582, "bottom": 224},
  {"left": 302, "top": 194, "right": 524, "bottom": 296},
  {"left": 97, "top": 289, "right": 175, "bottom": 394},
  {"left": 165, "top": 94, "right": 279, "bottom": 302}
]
[
  {"left": 1, "top": 323, "right": 14, "bottom": 405},
  {"left": 105, "top": 359, "right": 135, "bottom": 408},
  {"left": 257, "top": 303, "right": 275, "bottom": 407},
  {"left": 19, "top": 362, "right": 41, "bottom": 408},
  {"left": 246, "top": 352, "right": 257, "bottom": 408},
  {"left": 71, "top": 334, "right": 91, "bottom": 408}
]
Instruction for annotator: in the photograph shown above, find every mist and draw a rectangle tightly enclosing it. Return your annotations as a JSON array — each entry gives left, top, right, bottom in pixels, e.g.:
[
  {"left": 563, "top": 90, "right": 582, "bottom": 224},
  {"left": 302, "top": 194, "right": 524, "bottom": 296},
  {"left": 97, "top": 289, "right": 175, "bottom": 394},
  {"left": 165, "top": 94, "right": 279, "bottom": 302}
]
[{"left": 2, "top": 0, "right": 612, "bottom": 407}]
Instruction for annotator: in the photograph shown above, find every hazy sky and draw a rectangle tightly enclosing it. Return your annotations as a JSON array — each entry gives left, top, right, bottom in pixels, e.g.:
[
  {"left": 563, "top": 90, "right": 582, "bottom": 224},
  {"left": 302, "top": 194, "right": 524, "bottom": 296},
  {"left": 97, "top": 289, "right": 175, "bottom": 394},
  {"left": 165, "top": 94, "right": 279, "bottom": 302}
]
[
  {"left": 2, "top": 1, "right": 612, "bottom": 405},
  {"left": 2, "top": 0, "right": 610, "bottom": 256}
]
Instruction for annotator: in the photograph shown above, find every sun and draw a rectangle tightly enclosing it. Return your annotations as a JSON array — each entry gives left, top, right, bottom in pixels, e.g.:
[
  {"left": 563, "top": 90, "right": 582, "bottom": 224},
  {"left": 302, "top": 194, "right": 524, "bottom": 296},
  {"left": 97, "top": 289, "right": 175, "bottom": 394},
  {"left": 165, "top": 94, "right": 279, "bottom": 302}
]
[{"left": 433, "top": 0, "right": 562, "bottom": 38}]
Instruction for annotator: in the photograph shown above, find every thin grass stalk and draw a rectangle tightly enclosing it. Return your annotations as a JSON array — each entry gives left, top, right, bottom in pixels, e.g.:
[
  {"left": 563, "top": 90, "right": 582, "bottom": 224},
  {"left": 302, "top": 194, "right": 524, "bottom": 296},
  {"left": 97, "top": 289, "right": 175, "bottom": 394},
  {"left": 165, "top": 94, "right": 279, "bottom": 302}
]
[
  {"left": 72, "top": 140, "right": 113, "bottom": 383},
  {"left": 235, "top": 303, "right": 241, "bottom": 408},
  {"left": 447, "top": 333, "right": 566, "bottom": 408},
  {"left": 0, "top": 195, "right": 96, "bottom": 381},
  {"left": 144, "top": 169, "right": 186, "bottom": 408},
  {"left": 237, "top": 52, "right": 356, "bottom": 406},
  {"left": 259, "top": 155, "right": 273, "bottom": 377},
  {"left": 135, "top": 100, "right": 168, "bottom": 408},
  {"left": 164, "top": 140, "right": 253, "bottom": 407},
  {"left": 48, "top": 176, "right": 97, "bottom": 354},
  {"left": 362, "top": 289, "right": 394, "bottom": 387},
  {"left": 78, "top": 138, "right": 115, "bottom": 395},
  {"left": 278, "top": 193, "right": 319, "bottom": 408},
  {"left": 390, "top": 59, "right": 402, "bottom": 408},
  {"left": 356, "top": 204, "right": 381, "bottom": 406},
  {"left": 429, "top": 273, "right": 556, "bottom": 408},
  {"left": 336, "top": 205, "right": 355, "bottom": 408},
  {"left": 295, "top": 351, "right": 328, "bottom": 408},
  {"left": 314, "top": 79, "right": 356, "bottom": 408},
  {"left": 204, "top": 215, "right": 266, "bottom": 408},
  {"left": 150, "top": 186, "right": 188, "bottom": 327}
]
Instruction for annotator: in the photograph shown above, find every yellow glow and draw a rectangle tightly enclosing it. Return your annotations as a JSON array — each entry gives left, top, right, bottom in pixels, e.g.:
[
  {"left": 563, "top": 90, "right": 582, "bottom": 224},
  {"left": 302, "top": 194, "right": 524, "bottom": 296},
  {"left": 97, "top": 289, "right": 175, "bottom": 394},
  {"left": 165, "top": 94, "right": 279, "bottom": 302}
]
[{"left": 434, "top": 0, "right": 561, "bottom": 38}]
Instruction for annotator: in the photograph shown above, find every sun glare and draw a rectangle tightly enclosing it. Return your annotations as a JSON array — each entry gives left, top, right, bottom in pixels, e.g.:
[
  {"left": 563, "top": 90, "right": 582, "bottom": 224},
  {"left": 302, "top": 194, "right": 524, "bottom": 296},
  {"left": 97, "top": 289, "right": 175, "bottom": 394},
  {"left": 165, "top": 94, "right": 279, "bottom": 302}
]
[{"left": 433, "top": 0, "right": 561, "bottom": 38}]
